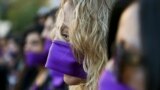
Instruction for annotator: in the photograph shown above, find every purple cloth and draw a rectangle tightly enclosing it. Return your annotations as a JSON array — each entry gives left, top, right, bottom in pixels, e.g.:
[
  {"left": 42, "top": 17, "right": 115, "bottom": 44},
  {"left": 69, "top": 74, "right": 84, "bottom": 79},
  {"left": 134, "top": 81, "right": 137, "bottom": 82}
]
[
  {"left": 44, "top": 39, "right": 65, "bottom": 88},
  {"left": 44, "top": 39, "right": 52, "bottom": 52},
  {"left": 45, "top": 40, "right": 87, "bottom": 79},
  {"left": 49, "top": 70, "right": 64, "bottom": 87},
  {"left": 99, "top": 70, "right": 132, "bottom": 90},
  {"left": 25, "top": 51, "right": 48, "bottom": 67}
]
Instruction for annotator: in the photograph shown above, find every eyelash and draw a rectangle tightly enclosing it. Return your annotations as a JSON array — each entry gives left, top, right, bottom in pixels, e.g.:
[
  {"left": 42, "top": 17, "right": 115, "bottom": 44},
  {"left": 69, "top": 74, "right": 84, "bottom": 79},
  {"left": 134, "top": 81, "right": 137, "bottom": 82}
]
[
  {"left": 61, "top": 33, "right": 68, "bottom": 38},
  {"left": 60, "top": 26, "right": 69, "bottom": 39}
]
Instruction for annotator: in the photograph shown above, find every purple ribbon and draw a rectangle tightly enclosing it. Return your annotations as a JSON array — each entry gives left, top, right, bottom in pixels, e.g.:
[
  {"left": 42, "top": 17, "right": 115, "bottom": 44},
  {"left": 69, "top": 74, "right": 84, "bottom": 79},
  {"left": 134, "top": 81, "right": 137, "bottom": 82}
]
[
  {"left": 99, "top": 70, "right": 131, "bottom": 90},
  {"left": 45, "top": 40, "right": 87, "bottom": 79},
  {"left": 25, "top": 51, "right": 48, "bottom": 67},
  {"left": 49, "top": 70, "right": 64, "bottom": 87}
]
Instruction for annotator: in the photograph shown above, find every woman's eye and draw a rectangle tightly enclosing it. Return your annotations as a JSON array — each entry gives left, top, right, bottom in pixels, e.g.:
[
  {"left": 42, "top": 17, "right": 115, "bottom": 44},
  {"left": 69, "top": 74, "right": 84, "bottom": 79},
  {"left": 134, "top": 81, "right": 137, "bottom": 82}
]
[
  {"left": 31, "top": 41, "right": 40, "bottom": 46},
  {"left": 61, "top": 25, "right": 69, "bottom": 41},
  {"left": 62, "top": 33, "right": 68, "bottom": 38},
  {"left": 61, "top": 30, "right": 69, "bottom": 41}
]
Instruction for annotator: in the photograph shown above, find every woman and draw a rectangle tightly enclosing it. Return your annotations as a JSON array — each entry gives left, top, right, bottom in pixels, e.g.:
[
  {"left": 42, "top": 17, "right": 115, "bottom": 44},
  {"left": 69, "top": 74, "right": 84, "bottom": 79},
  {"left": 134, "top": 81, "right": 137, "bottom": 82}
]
[
  {"left": 46, "top": 1, "right": 86, "bottom": 90},
  {"left": 99, "top": 0, "right": 160, "bottom": 90},
  {"left": 16, "top": 25, "right": 49, "bottom": 90},
  {"left": 46, "top": 0, "right": 115, "bottom": 90},
  {"left": 0, "top": 37, "right": 9, "bottom": 90}
]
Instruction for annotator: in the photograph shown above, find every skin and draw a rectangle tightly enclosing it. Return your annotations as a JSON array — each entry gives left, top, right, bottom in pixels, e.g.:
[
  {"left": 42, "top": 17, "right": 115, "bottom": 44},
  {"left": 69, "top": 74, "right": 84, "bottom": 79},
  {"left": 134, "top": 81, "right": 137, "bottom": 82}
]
[
  {"left": 106, "top": 2, "right": 145, "bottom": 90},
  {"left": 52, "top": 0, "right": 84, "bottom": 85},
  {"left": 24, "top": 32, "right": 43, "bottom": 53}
]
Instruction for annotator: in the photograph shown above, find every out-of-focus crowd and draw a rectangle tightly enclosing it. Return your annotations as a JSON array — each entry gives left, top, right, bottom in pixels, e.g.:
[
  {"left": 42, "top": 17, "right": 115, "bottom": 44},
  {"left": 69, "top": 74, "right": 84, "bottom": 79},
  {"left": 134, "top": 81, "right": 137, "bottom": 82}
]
[
  {"left": 1, "top": 0, "right": 160, "bottom": 90},
  {"left": 0, "top": 4, "right": 68, "bottom": 90}
]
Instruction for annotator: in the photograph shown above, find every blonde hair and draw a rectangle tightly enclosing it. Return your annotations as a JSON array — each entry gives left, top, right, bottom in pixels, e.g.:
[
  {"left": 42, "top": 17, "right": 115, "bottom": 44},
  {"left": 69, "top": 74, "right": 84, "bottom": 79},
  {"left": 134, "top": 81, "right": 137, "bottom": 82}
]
[
  {"left": 52, "top": 0, "right": 115, "bottom": 90},
  {"left": 69, "top": 0, "right": 115, "bottom": 90}
]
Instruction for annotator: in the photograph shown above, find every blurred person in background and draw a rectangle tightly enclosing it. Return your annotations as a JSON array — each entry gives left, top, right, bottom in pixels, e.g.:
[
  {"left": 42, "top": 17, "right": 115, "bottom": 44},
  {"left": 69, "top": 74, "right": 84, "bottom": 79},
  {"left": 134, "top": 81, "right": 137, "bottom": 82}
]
[
  {"left": 0, "top": 23, "right": 13, "bottom": 90},
  {"left": 5, "top": 33, "right": 22, "bottom": 90},
  {"left": 14, "top": 6, "right": 52, "bottom": 90},
  {"left": 0, "top": 37, "right": 9, "bottom": 90},
  {"left": 33, "top": 7, "right": 50, "bottom": 33},
  {"left": 42, "top": 8, "right": 68, "bottom": 90},
  {"left": 15, "top": 25, "right": 49, "bottom": 90},
  {"left": 99, "top": 0, "right": 160, "bottom": 90}
]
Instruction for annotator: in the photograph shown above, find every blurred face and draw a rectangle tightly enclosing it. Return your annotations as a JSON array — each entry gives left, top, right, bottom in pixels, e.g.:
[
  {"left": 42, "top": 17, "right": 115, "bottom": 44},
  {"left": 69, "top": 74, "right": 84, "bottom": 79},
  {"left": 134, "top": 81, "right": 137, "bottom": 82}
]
[
  {"left": 42, "top": 16, "right": 54, "bottom": 39},
  {"left": 24, "top": 32, "right": 43, "bottom": 53},
  {"left": 116, "top": 2, "right": 145, "bottom": 90},
  {"left": 116, "top": 3, "right": 141, "bottom": 51},
  {"left": 52, "top": 1, "right": 74, "bottom": 42},
  {"left": 7, "top": 39, "right": 19, "bottom": 54},
  {"left": 0, "top": 38, "right": 7, "bottom": 52}
]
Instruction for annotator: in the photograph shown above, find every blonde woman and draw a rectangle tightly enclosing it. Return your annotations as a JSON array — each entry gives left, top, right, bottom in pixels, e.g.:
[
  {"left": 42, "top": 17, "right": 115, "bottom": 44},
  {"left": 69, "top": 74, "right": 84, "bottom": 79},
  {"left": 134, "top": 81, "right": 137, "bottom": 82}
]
[
  {"left": 45, "top": 0, "right": 115, "bottom": 90},
  {"left": 45, "top": 0, "right": 85, "bottom": 90}
]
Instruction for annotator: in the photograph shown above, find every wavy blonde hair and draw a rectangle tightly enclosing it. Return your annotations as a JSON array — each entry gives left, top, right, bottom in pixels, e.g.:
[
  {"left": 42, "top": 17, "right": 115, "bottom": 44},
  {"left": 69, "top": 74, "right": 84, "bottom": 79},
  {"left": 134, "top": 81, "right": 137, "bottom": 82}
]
[
  {"left": 54, "top": 0, "right": 115, "bottom": 90},
  {"left": 69, "top": 0, "right": 115, "bottom": 90}
]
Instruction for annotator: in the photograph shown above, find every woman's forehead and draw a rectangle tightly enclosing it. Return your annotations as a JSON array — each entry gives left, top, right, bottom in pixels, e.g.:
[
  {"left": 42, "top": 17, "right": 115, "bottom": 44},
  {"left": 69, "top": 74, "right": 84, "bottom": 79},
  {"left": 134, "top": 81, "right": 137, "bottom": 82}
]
[
  {"left": 27, "top": 33, "right": 40, "bottom": 41},
  {"left": 63, "top": 1, "right": 74, "bottom": 26},
  {"left": 116, "top": 2, "right": 141, "bottom": 51},
  {"left": 56, "top": 1, "right": 74, "bottom": 27},
  {"left": 56, "top": 9, "right": 64, "bottom": 27}
]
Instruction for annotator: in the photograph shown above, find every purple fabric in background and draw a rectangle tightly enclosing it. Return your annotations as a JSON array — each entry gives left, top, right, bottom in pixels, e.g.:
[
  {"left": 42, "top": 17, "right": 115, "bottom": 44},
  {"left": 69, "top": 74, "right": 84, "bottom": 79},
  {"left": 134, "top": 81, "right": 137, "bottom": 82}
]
[
  {"left": 45, "top": 40, "right": 87, "bottom": 79},
  {"left": 99, "top": 70, "right": 132, "bottom": 90},
  {"left": 25, "top": 51, "right": 48, "bottom": 67},
  {"left": 44, "top": 39, "right": 52, "bottom": 52},
  {"left": 49, "top": 70, "right": 64, "bottom": 87}
]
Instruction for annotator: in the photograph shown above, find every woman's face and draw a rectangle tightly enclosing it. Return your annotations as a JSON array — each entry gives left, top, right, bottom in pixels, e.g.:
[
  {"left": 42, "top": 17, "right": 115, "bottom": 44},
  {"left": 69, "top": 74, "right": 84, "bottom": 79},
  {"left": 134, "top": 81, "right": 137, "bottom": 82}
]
[
  {"left": 116, "top": 2, "right": 145, "bottom": 90},
  {"left": 24, "top": 32, "right": 43, "bottom": 53},
  {"left": 42, "top": 16, "right": 54, "bottom": 39},
  {"left": 53, "top": 1, "right": 74, "bottom": 42},
  {"left": 7, "top": 39, "right": 19, "bottom": 57},
  {"left": 51, "top": 1, "right": 84, "bottom": 84}
]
